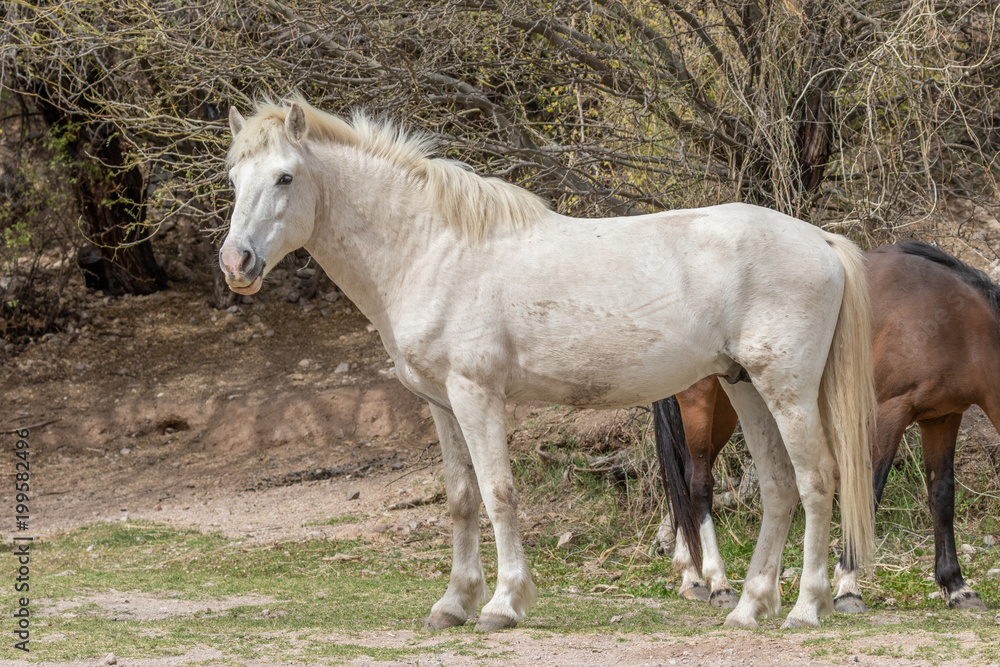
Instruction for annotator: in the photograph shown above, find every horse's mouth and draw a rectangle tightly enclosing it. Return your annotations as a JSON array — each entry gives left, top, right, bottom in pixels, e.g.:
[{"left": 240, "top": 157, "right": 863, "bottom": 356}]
[
  {"left": 228, "top": 274, "right": 263, "bottom": 295},
  {"left": 226, "top": 260, "right": 266, "bottom": 295}
]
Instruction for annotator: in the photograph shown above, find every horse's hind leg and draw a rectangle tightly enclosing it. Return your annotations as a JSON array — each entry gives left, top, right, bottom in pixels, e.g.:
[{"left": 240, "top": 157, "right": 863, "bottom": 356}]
[
  {"left": 771, "top": 394, "right": 840, "bottom": 629},
  {"left": 425, "top": 403, "right": 490, "bottom": 629},
  {"left": 672, "top": 380, "right": 732, "bottom": 603},
  {"left": 835, "top": 396, "right": 912, "bottom": 613},
  {"left": 919, "top": 414, "right": 987, "bottom": 611},
  {"left": 719, "top": 382, "right": 798, "bottom": 627},
  {"left": 696, "top": 382, "right": 740, "bottom": 608}
]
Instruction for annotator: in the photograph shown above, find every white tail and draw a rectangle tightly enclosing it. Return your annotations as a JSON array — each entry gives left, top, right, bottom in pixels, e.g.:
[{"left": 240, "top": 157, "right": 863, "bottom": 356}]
[{"left": 820, "top": 234, "right": 877, "bottom": 569}]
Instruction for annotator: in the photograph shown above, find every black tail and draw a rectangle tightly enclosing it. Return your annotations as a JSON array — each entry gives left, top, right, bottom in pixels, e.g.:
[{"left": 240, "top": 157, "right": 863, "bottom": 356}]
[{"left": 654, "top": 396, "right": 702, "bottom": 572}]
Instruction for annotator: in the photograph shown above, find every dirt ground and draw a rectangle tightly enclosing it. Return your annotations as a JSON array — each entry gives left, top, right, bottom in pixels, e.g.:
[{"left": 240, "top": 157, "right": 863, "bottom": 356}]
[{"left": 3, "top": 214, "right": 1000, "bottom": 666}]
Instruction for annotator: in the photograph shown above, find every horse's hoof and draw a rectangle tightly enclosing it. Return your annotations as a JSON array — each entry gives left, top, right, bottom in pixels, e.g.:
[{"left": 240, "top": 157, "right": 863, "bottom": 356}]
[
  {"left": 722, "top": 613, "right": 757, "bottom": 628},
  {"left": 781, "top": 615, "right": 820, "bottom": 629},
  {"left": 948, "top": 591, "right": 988, "bottom": 611},
  {"left": 833, "top": 593, "right": 868, "bottom": 614},
  {"left": 475, "top": 613, "right": 518, "bottom": 631},
  {"left": 424, "top": 610, "right": 467, "bottom": 630},
  {"left": 709, "top": 588, "right": 739, "bottom": 609},
  {"left": 680, "top": 582, "right": 711, "bottom": 602}
]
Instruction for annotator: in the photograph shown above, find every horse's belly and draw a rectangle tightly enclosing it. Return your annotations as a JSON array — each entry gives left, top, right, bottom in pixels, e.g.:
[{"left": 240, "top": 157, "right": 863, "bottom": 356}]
[{"left": 505, "top": 340, "right": 723, "bottom": 409}]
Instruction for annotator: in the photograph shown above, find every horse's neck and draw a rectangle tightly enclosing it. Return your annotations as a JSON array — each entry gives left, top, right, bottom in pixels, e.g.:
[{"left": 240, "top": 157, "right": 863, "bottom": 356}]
[{"left": 304, "top": 147, "right": 438, "bottom": 334}]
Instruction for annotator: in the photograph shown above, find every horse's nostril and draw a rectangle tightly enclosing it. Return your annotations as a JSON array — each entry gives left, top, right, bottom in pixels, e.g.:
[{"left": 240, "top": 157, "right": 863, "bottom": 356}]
[{"left": 241, "top": 249, "right": 253, "bottom": 270}]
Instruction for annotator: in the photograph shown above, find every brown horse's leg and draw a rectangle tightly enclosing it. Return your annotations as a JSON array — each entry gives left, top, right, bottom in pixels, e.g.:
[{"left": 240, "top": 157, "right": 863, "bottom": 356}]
[
  {"left": 919, "top": 414, "right": 987, "bottom": 611},
  {"left": 672, "top": 377, "right": 726, "bottom": 602},
  {"left": 834, "top": 396, "right": 912, "bottom": 612},
  {"left": 702, "top": 383, "right": 740, "bottom": 609}
]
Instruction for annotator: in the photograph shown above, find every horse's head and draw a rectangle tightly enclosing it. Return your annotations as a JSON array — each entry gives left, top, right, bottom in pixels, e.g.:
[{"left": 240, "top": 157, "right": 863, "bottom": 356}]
[{"left": 220, "top": 103, "right": 318, "bottom": 295}]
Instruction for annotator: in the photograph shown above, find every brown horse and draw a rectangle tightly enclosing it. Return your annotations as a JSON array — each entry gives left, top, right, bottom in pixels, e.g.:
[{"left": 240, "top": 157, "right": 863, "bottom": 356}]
[{"left": 656, "top": 241, "right": 997, "bottom": 613}]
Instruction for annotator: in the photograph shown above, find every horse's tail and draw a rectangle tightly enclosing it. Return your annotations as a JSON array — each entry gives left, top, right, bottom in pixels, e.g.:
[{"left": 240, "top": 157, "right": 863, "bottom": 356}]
[
  {"left": 821, "top": 234, "right": 877, "bottom": 570},
  {"left": 654, "top": 396, "right": 702, "bottom": 572}
]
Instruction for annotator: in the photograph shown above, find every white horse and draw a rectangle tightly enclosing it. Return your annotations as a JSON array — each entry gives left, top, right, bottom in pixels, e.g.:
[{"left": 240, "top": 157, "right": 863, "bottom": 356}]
[{"left": 220, "top": 97, "right": 876, "bottom": 630}]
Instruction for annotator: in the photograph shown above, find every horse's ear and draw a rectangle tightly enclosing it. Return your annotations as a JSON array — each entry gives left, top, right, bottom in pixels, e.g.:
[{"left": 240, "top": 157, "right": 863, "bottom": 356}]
[
  {"left": 229, "top": 107, "right": 245, "bottom": 137},
  {"left": 285, "top": 103, "right": 308, "bottom": 145}
]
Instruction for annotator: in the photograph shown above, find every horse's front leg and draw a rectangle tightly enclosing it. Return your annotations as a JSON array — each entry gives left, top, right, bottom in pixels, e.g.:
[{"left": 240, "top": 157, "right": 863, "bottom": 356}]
[
  {"left": 447, "top": 376, "right": 537, "bottom": 630},
  {"left": 920, "top": 414, "right": 987, "bottom": 611},
  {"left": 835, "top": 396, "right": 912, "bottom": 613},
  {"left": 425, "top": 403, "right": 490, "bottom": 629}
]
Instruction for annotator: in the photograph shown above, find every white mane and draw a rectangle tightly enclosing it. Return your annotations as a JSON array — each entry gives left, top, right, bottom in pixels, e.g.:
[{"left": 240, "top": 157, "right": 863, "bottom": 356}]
[{"left": 227, "top": 98, "right": 549, "bottom": 241}]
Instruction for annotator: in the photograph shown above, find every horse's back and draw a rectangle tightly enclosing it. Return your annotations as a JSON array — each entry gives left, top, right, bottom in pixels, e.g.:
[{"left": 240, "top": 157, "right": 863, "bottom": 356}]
[
  {"left": 867, "top": 244, "right": 1000, "bottom": 413},
  {"left": 497, "top": 203, "right": 850, "bottom": 407}
]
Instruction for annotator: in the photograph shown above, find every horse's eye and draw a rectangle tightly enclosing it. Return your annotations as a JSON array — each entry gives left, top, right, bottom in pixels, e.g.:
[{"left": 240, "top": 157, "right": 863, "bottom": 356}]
[
  {"left": 228, "top": 177, "right": 234, "bottom": 189},
  {"left": 278, "top": 174, "right": 293, "bottom": 185}
]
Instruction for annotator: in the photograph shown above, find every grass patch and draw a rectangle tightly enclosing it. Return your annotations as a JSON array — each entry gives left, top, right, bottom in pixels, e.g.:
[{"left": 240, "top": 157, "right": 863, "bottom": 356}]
[
  {"left": 9, "top": 410, "right": 1000, "bottom": 663},
  {"left": 303, "top": 515, "right": 362, "bottom": 527}
]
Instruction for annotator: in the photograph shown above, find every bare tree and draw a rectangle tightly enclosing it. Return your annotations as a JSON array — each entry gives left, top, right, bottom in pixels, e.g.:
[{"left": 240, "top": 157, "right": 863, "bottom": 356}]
[{"left": 1, "top": 0, "right": 997, "bottom": 288}]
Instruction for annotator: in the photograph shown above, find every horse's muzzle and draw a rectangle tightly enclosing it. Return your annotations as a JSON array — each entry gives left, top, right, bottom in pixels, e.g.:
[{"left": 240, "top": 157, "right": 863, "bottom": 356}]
[
  {"left": 228, "top": 272, "right": 264, "bottom": 295},
  {"left": 220, "top": 240, "right": 266, "bottom": 294}
]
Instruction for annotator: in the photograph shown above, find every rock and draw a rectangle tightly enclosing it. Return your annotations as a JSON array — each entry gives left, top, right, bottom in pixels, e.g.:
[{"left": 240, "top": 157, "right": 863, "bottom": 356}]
[
  {"left": 984, "top": 535, "right": 997, "bottom": 547},
  {"left": 781, "top": 567, "right": 802, "bottom": 580},
  {"left": 285, "top": 289, "right": 300, "bottom": 303},
  {"left": 119, "top": 448, "right": 131, "bottom": 455},
  {"left": 103, "top": 653, "right": 117, "bottom": 666},
  {"left": 167, "top": 259, "right": 194, "bottom": 282},
  {"left": 986, "top": 568, "right": 1000, "bottom": 580},
  {"left": 230, "top": 328, "right": 253, "bottom": 344},
  {"left": 929, "top": 591, "right": 943, "bottom": 600},
  {"left": 298, "top": 358, "right": 313, "bottom": 368},
  {"left": 712, "top": 490, "right": 736, "bottom": 510},
  {"left": 738, "top": 463, "right": 759, "bottom": 501},
  {"left": 654, "top": 516, "right": 675, "bottom": 556},
  {"left": 961, "top": 543, "right": 975, "bottom": 554},
  {"left": 334, "top": 362, "right": 350, "bottom": 374},
  {"left": 347, "top": 490, "right": 360, "bottom": 501},
  {"left": 557, "top": 531, "right": 580, "bottom": 549},
  {"left": 322, "top": 290, "right": 340, "bottom": 303}
]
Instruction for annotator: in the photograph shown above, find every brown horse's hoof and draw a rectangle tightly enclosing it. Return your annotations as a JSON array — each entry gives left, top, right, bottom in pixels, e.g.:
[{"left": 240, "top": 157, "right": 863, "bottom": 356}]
[
  {"left": 709, "top": 588, "right": 739, "bottom": 609},
  {"left": 475, "top": 613, "right": 518, "bottom": 631},
  {"left": 424, "top": 610, "right": 467, "bottom": 630},
  {"left": 833, "top": 593, "right": 868, "bottom": 614},
  {"left": 680, "top": 582, "right": 711, "bottom": 602},
  {"left": 948, "top": 590, "right": 988, "bottom": 611}
]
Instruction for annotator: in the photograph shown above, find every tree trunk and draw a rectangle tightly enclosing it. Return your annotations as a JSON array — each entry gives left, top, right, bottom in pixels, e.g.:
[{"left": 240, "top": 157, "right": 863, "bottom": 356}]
[{"left": 34, "top": 94, "right": 168, "bottom": 295}]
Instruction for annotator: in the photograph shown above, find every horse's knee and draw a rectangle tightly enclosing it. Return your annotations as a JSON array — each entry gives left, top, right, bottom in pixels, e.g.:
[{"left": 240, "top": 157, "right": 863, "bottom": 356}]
[
  {"left": 800, "top": 468, "right": 837, "bottom": 504},
  {"left": 447, "top": 478, "right": 482, "bottom": 522}
]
